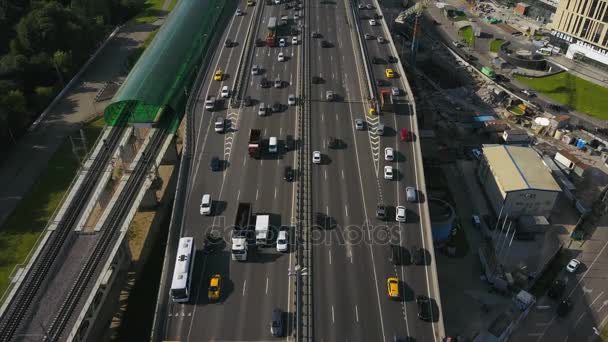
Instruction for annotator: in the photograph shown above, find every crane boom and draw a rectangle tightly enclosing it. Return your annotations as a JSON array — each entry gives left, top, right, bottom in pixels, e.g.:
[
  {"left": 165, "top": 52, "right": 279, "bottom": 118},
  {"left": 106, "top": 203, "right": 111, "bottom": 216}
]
[{"left": 395, "top": 0, "right": 432, "bottom": 23}]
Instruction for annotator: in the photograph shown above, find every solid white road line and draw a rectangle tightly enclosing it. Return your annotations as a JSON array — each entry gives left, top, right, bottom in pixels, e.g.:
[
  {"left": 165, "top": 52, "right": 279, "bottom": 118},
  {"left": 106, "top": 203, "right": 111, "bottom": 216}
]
[
  {"left": 329, "top": 250, "right": 332, "bottom": 265},
  {"left": 237, "top": 190, "right": 241, "bottom": 201},
  {"left": 324, "top": 170, "right": 327, "bottom": 180},
  {"left": 568, "top": 239, "right": 608, "bottom": 299},
  {"left": 355, "top": 305, "right": 359, "bottom": 323},
  {"left": 345, "top": 205, "right": 348, "bottom": 217},
  {"left": 274, "top": 187, "right": 277, "bottom": 199},
  {"left": 256, "top": 189, "right": 259, "bottom": 201},
  {"left": 573, "top": 312, "right": 586, "bottom": 328},
  {"left": 341, "top": 169, "right": 345, "bottom": 179},
  {"left": 243, "top": 280, "right": 247, "bottom": 297},
  {"left": 266, "top": 277, "right": 269, "bottom": 295},
  {"left": 332, "top": 305, "right": 335, "bottom": 324},
  {"left": 591, "top": 292, "right": 605, "bottom": 306}
]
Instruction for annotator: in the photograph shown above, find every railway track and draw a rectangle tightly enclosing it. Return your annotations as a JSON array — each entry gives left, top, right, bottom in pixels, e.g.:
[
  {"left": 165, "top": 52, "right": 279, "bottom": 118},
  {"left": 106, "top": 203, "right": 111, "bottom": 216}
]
[
  {"left": 45, "top": 128, "right": 167, "bottom": 341},
  {"left": 0, "top": 108, "right": 131, "bottom": 342}
]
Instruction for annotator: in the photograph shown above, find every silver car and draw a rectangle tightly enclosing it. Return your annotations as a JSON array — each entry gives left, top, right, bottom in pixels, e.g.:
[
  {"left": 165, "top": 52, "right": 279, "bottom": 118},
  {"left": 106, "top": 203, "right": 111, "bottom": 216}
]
[
  {"left": 406, "top": 186, "right": 417, "bottom": 202},
  {"left": 326, "top": 90, "right": 334, "bottom": 101},
  {"left": 355, "top": 119, "right": 365, "bottom": 130},
  {"left": 288, "top": 94, "right": 296, "bottom": 106}
]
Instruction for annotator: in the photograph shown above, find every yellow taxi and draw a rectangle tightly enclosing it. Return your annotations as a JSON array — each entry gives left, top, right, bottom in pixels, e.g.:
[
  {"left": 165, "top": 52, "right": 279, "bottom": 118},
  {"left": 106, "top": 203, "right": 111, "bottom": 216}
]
[
  {"left": 385, "top": 68, "right": 395, "bottom": 78},
  {"left": 214, "top": 69, "right": 223, "bottom": 81},
  {"left": 208, "top": 274, "right": 221, "bottom": 301},
  {"left": 387, "top": 277, "right": 399, "bottom": 299},
  {"left": 246, "top": 0, "right": 255, "bottom": 6}
]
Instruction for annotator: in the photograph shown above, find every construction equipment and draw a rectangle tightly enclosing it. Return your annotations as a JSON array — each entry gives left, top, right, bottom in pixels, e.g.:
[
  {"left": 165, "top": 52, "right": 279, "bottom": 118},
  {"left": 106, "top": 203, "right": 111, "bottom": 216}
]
[{"left": 394, "top": 0, "right": 432, "bottom": 67}]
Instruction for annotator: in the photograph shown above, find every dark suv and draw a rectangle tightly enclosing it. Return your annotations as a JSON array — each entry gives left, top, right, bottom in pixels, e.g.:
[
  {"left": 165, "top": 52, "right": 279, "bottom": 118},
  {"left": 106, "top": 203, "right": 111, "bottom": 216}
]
[
  {"left": 389, "top": 244, "right": 401, "bottom": 265},
  {"left": 416, "top": 295, "right": 433, "bottom": 321},
  {"left": 284, "top": 166, "right": 294, "bottom": 181},
  {"left": 548, "top": 279, "right": 565, "bottom": 299},
  {"left": 376, "top": 204, "right": 386, "bottom": 220},
  {"left": 210, "top": 157, "right": 221, "bottom": 171}
]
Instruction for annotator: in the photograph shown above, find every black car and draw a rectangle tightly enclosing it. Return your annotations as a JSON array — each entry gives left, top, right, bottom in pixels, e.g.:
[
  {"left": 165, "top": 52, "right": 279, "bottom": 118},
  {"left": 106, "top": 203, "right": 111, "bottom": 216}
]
[
  {"left": 374, "top": 12, "right": 382, "bottom": 19},
  {"left": 270, "top": 308, "right": 284, "bottom": 337},
  {"left": 312, "top": 76, "right": 323, "bottom": 84},
  {"left": 210, "top": 157, "right": 221, "bottom": 171},
  {"left": 311, "top": 31, "right": 321, "bottom": 38},
  {"left": 372, "top": 56, "right": 383, "bottom": 64},
  {"left": 376, "top": 204, "right": 386, "bottom": 220},
  {"left": 285, "top": 135, "right": 295, "bottom": 151},
  {"left": 411, "top": 246, "right": 425, "bottom": 265},
  {"left": 389, "top": 244, "right": 401, "bottom": 265},
  {"left": 321, "top": 40, "right": 330, "bottom": 48},
  {"left": 202, "top": 231, "right": 223, "bottom": 254},
  {"left": 556, "top": 299, "right": 572, "bottom": 316},
  {"left": 259, "top": 77, "right": 270, "bottom": 88},
  {"left": 272, "top": 102, "right": 281, "bottom": 113},
  {"left": 224, "top": 39, "right": 233, "bottom": 47},
  {"left": 284, "top": 166, "right": 294, "bottom": 181},
  {"left": 376, "top": 79, "right": 389, "bottom": 86},
  {"left": 243, "top": 95, "right": 252, "bottom": 106},
  {"left": 387, "top": 55, "right": 398, "bottom": 63},
  {"left": 548, "top": 279, "right": 566, "bottom": 299},
  {"left": 416, "top": 295, "right": 433, "bottom": 321},
  {"left": 255, "top": 38, "right": 265, "bottom": 47}
]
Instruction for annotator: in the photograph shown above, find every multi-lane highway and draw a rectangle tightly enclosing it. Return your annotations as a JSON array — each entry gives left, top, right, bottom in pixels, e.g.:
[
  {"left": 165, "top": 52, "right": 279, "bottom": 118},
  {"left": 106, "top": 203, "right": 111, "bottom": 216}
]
[
  {"left": 156, "top": 0, "right": 443, "bottom": 341},
  {"left": 309, "top": 0, "right": 441, "bottom": 341},
  {"left": 160, "top": 0, "right": 302, "bottom": 339}
]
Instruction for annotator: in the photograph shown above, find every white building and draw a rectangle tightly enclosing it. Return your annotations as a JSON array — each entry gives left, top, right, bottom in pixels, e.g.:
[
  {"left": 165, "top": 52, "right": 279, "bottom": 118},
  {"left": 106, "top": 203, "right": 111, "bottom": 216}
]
[{"left": 478, "top": 145, "right": 562, "bottom": 218}]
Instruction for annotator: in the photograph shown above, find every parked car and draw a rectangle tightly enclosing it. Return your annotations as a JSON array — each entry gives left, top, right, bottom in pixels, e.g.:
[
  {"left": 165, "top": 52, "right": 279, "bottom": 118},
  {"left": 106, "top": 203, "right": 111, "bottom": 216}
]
[
  {"left": 566, "top": 259, "right": 581, "bottom": 273},
  {"left": 416, "top": 295, "right": 433, "bottom": 321}
]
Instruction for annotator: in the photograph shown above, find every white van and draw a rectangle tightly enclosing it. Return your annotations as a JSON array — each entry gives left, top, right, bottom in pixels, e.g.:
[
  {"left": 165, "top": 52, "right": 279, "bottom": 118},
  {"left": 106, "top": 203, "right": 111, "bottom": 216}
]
[
  {"left": 200, "top": 194, "right": 211, "bottom": 215},
  {"left": 269, "top": 137, "right": 278, "bottom": 153}
]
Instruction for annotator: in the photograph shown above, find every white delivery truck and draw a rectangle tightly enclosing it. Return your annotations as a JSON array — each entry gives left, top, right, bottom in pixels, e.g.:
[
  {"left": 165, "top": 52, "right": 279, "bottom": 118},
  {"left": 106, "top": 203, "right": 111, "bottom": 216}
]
[
  {"left": 231, "top": 203, "right": 251, "bottom": 261},
  {"left": 255, "top": 214, "right": 270, "bottom": 246}
]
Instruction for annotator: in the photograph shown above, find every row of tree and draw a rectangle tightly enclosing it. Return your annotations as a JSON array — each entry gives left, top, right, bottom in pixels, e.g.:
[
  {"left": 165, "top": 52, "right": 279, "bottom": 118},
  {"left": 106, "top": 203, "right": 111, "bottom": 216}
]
[{"left": 0, "top": 0, "right": 145, "bottom": 156}]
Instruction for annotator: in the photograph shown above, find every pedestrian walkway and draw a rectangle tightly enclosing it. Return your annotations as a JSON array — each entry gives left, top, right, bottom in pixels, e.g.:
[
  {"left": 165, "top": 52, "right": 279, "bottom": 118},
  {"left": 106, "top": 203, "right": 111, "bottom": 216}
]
[{"left": 0, "top": 19, "right": 164, "bottom": 228}]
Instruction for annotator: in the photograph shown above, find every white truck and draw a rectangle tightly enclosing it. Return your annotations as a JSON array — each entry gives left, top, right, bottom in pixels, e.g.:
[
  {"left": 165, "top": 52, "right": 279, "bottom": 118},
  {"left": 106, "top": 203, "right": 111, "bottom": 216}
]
[
  {"left": 231, "top": 203, "right": 251, "bottom": 261},
  {"left": 255, "top": 214, "right": 270, "bottom": 246}
]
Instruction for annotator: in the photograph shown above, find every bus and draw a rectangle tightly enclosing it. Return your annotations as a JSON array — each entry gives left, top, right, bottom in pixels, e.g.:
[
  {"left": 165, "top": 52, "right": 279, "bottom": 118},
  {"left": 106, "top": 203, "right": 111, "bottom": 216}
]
[{"left": 170, "top": 237, "right": 195, "bottom": 303}]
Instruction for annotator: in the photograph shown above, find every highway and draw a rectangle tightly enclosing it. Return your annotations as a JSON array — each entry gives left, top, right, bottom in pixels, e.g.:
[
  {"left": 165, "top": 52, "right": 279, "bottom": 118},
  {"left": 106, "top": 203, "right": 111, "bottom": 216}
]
[
  {"left": 160, "top": 0, "right": 302, "bottom": 340},
  {"left": 309, "top": 0, "right": 441, "bottom": 341}
]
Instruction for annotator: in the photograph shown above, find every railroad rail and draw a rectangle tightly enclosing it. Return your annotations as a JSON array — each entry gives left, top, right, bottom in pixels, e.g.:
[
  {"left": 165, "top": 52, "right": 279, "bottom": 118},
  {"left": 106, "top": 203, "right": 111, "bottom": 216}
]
[
  {"left": 46, "top": 127, "right": 167, "bottom": 341},
  {"left": 0, "top": 109, "right": 131, "bottom": 342}
]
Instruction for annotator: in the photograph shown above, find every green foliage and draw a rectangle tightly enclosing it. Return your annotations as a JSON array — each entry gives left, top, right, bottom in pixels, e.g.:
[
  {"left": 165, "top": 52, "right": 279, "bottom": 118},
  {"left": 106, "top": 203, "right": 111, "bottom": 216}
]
[
  {"left": 0, "top": 116, "right": 105, "bottom": 298},
  {"left": 459, "top": 26, "right": 475, "bottom": 47},
  {"left": 514, "top": 72, "right": 608, "bottom": 119},
  {"left": 131, "top": 0, "right": 167, "bottom": 24},
  {"left": 489, "top": 39, "right": 504, "bottom": 53},
  {"left": 33, "top": 86, "right": 56, "bottom": 110}
]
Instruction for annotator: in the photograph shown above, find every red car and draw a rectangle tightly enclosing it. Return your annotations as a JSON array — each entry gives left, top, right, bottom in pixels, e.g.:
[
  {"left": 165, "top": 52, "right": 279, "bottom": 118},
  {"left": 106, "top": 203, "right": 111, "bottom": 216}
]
[{"left": 400, "top": 128, "right": 410, "bottom": 142}]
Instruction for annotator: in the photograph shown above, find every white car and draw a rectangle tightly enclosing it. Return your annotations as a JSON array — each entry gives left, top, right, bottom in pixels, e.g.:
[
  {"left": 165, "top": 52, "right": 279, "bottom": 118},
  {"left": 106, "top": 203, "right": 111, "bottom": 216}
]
[
  {"left": 294, "top": 14, "right": 299, "bottom": 20},
  {"left": 369, "top": 19, "right": 377, "bottom": 26},
  {"left": 355, "top": 119, "right": 364, "bottom": 130},
  {"left": 251, "top": 64, "right": 259, "bottom": 75},
  {"left": 384, "top": 165, "right": 393, "bottom": 180},
  {"left": 358, "top": 4, "right": 364, "bottom": 9},
  {"left": 313, "top": 151, "right": 322, "bottom": 164},
  {"left": 384, "top": 147, "right": 394, "bottom": 161},
  {"left": 292, "top": 36, "right": 298, "bottom": 45},
  {"left": 278, "top": 52, "right": 285, "bottom": 62},
  {"left": 288, "top": 94, "right": 296, "bottom": 106},
  {"left": 221, "top": 85, "right": 230, "bottom": 98},
  {"left": 200, "top": 194, "right": 211, "bottom": 215},
  {"left": 205, "top": 96, "right": 215, "bottom": 110},
  {"left": 214, "top": 117, "right": 224, "bottom": 133},
  {"left": 235, "top": 9, "right": 243, "bottom": 16},
  {"left": 566, "top": 259, "right": 581, "bottom": 273},
  {"left": 377, "top": 36, "right": 385, "bottom": 44},
  {"left": 396, "top": 205, "right": 406, "bottom": 222},
  {"left": 391, "top": 87, "right": 400, "bottom": 96},
  {"left": 274, "top": 0, "right": 281, "bottom": 4},
  {"left": 276, "top": 230, "right": 288, "bottom": 252},
  {"left": 279, "top": 38, "right": 286, "bottom": 47},
  {"left": 366, "top": 3, "right": 373, "bottom": 9}
]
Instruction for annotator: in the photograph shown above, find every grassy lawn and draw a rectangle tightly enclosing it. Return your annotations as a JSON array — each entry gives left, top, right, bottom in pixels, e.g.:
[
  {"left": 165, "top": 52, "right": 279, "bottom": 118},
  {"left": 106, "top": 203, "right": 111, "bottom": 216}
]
[
  {"left": 459, "top": 26, "right": 475, "bottom": 47},
  {"left": 127, "top": 29, "right": 160, "bottom": 68},
  {"left": 132, "top": 0, "right": 168, "bottom": 24},
  {"left": 0, "top": 117, "right": 105, "bottom": 300},
  {"left": 601, "top": 322, "right": 608, "bottom": 341},
  {"left": 451, "top": 15, "right": 468, "bottom": 21},
  {"left": 514, "top": 72, "right": 608, "bottom": 119},
  {"left": 489, "top": 39, "right": 504, "bottom": 53}
]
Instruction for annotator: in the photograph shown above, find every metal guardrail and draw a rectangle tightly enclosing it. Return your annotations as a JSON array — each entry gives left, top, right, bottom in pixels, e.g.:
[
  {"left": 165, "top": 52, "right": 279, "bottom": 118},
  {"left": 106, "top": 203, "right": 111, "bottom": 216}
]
[
  {"left": 296, "top": 0, "right": 312, "bottom": 340},
  {"left": 347, "top": 0, "right": 377, "bottom": 103}
]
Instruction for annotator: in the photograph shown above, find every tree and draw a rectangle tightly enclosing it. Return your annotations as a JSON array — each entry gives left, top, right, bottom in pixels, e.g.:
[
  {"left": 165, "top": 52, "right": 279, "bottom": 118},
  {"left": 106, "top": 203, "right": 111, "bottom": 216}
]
[{"left": 52, "top": 50, "right": 72, "bottom": 86}]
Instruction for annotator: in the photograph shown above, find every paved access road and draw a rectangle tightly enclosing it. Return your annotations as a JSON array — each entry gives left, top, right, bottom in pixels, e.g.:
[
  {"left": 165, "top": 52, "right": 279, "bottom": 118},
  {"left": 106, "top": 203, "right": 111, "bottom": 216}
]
[
  {"left": 160, "top": 1, "right": 302, "bottom": 340},
  {"left": 510, "top": 224, "right": 608, "bottom": 342},
  {"left": 309, "top": 1, "right": 440, "bottom": 341}
]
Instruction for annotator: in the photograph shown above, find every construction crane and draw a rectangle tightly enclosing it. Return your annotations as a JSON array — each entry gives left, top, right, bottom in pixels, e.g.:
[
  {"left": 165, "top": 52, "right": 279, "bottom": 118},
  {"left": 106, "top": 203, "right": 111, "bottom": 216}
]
[{"left": 394, "top": 0, "right": 432, "bottom": 67}]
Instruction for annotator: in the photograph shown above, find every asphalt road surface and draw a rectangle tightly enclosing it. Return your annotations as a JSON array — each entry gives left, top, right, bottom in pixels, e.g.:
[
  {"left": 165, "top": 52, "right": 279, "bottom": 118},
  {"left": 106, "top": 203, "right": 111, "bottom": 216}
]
[
  {"left": 160, "top": 1, "right": 301, "bottom": 340},
  {"left": 309, "top": 1, "right": 440, "bottom": 341}
]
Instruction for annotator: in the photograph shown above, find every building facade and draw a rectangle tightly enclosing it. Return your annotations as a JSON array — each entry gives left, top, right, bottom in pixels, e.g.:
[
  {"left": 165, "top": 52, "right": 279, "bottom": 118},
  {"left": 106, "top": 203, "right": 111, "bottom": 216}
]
[
  {"left": 478, "top": 145, "right": 562, "bottom": 218},
  {"left": 549, "top": 0, "right": 608, "bottom": 66}
]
